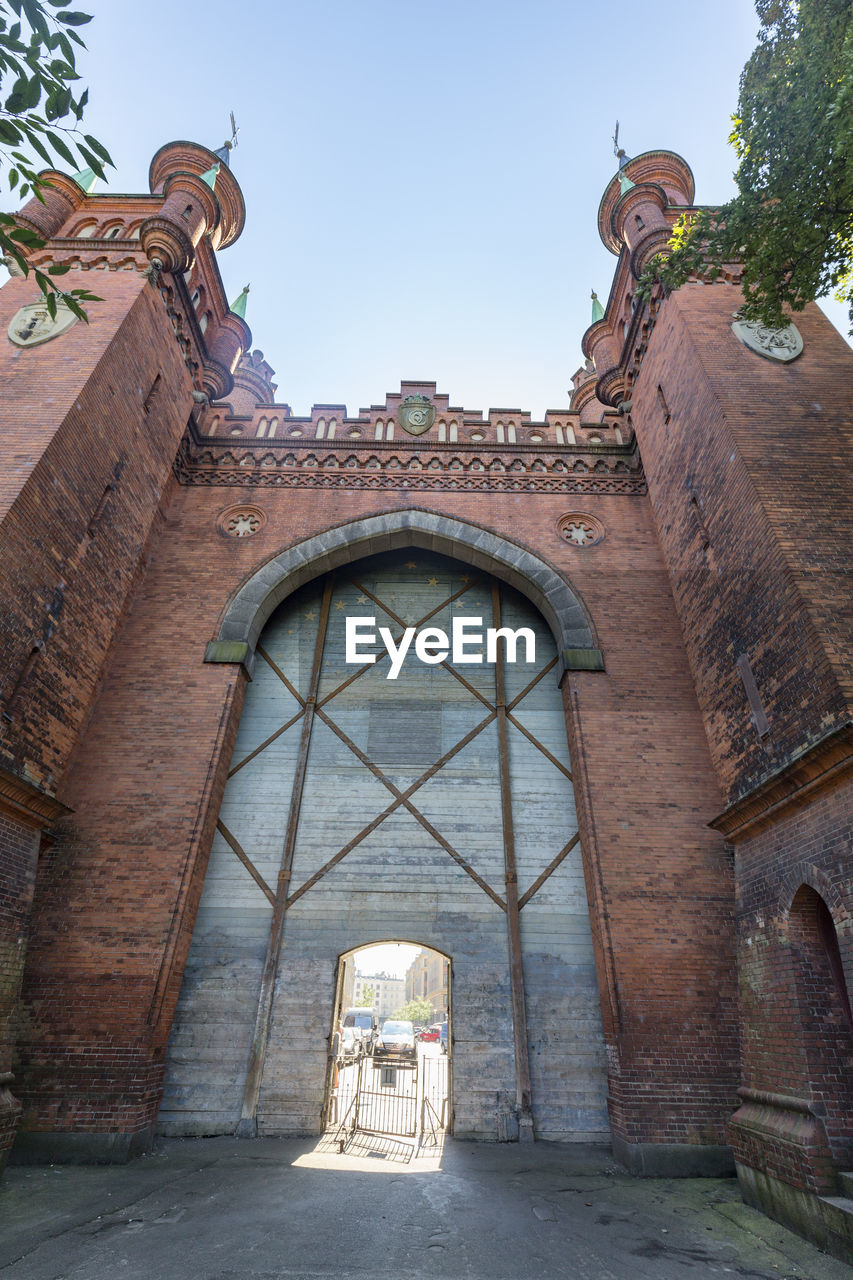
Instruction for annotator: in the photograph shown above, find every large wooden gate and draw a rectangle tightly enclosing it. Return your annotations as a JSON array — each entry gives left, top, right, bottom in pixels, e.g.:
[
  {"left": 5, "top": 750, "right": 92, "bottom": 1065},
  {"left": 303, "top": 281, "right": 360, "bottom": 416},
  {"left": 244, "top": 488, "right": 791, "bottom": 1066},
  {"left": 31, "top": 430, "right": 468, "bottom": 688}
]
[{"left": 159, "top": 549, "right": 609, "bottom": 1142}]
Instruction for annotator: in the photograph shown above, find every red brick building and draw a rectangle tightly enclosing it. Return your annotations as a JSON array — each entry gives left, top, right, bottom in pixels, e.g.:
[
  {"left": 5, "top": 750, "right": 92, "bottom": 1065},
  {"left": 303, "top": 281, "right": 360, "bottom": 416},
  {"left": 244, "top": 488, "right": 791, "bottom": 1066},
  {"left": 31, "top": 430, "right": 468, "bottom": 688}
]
[{"left": 0, "top": 139, "right": 850, "bottom": 1258}]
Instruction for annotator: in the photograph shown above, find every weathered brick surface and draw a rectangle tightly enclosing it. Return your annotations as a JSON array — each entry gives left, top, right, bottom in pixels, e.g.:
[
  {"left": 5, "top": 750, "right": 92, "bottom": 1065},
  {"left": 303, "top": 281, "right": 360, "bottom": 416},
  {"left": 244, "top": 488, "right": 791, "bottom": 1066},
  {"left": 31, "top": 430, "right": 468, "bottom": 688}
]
[
  {"left": 0, "top": 812, "right": 38, "bottom": 1172},
  {"left": 625, "top": 278, "right": 852, "bottom": 1194},
  {"left": 0, "top": 271, "right": 194, "bottom": 792},
  {"left": 629, "top": 285, "right": 852, "bottom": 806},
  {"left": 728, "top": 778, "right": 853, "bottom": 1190},
  {"left": 15, "top": 474, "right": 737, "bottom": 1151}
]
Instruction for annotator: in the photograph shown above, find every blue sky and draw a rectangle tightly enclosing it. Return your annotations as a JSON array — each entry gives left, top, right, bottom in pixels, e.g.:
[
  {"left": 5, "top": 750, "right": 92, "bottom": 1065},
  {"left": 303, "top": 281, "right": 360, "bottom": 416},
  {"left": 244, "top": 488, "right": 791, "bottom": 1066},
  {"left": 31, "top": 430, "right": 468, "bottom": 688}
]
[{"left": 24, "top": 0, "right": 853, "bottom": 417}]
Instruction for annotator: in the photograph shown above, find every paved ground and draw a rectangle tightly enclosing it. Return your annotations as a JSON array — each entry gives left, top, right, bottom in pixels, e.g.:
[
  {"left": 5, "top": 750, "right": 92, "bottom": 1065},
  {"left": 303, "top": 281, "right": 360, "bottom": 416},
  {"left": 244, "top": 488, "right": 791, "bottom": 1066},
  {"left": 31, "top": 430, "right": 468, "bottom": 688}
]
[{"left": 1, "top": 1136, "right": 849, "bottom": 1279}]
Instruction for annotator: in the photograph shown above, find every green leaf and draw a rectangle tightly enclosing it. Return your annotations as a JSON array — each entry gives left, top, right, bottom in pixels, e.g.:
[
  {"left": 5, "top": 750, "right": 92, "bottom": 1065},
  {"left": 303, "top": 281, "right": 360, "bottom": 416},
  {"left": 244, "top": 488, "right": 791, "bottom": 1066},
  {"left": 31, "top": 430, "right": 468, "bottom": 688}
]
[
  {"left": 25, "top": 129, "right": 51, "bottom": 163},
  {"left": 55, "top": 11, "right": 93, "bottom": 25},
  {"left": 9, "top": 168, "right": 19, "bottom": 188},
  {"left": 47, "top": 261, "right": 70, "bottom": 274},
  {"left": 2, "top": 244, "right": 30, "bottom": 275},
  {"left": 0, "top": 119, "right": 22, "bottom": 143},
  {"left": 48, "top": 58, "right": 79, "bottom": 80},
  {"left": 44, "top": 127, "right": 75, "bottom": 165},
  {"left": 75, "top": 142, "right": 104, "bottom": 176},
  {"left": 8, "top": 225, "right": 43, "bottom": 243},
  {"left": 82, "top": 133, "right": 110, "bottom": 163}
]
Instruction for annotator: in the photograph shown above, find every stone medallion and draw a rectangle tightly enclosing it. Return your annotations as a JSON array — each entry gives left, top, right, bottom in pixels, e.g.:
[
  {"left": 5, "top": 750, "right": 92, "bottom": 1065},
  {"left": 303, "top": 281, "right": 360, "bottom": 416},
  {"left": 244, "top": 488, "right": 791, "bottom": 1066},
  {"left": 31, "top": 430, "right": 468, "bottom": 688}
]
[
  {"left": 397, "top": 394, "right": 436, "bottom": 436},
  {"left": 8, "top": 297, "right": 78, "bottom": 348},
  {"left": 731, "top": 319, "right": 803, "bottom": 363}
]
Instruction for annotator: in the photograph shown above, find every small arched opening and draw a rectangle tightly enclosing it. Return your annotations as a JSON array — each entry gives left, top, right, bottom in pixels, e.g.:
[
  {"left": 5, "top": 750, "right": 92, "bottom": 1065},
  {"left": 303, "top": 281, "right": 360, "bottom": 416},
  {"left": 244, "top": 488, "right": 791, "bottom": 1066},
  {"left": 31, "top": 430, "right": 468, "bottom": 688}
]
[
  {"left": 324, "top": 940, "right": 452, "bottom": 1151},
  {"left": 789, "top": 885, "right": 853, "bottom": 1168}
]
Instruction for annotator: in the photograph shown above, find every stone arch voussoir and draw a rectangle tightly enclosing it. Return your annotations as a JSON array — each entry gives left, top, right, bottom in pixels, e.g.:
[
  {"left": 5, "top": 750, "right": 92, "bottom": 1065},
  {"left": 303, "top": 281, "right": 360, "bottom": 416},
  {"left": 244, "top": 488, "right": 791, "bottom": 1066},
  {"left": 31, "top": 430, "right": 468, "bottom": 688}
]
[{"left": 205, "top": 509, "right": 603, "bottom": 678}]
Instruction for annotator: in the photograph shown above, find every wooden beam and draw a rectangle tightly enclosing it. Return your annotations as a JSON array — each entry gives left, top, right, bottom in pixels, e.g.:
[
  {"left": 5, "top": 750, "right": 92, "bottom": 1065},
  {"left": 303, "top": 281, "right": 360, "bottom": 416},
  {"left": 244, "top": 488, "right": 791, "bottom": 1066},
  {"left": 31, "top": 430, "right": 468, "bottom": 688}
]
[
  {"left": 237, "top": 576, "right": 334, "bottom": 1136},
  {"left": 288, "top": 709, "right": 504, "bottom": 909},
  {"left": 217, "top": 819, "right": 277, "bottom": 906},
  {"left": 492, "top": 583, "right": 535, "bottom": 1141},
  {"left": 518, "top": 832, "right": 580, "bottom": 910}
]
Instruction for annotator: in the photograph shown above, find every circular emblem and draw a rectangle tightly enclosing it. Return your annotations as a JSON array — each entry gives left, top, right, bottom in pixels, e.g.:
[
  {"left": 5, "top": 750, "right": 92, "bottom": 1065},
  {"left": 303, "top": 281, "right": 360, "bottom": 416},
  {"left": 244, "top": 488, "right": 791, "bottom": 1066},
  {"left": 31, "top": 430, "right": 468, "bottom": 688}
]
[
  {"left": 731, "top": 319, "right": 803, "bottom": 363},
  {"left": 397, "top": 394, "right": 436, "bottom": 437},
  {"left": 556, "top": 513, "right": 604, "bottom": 548},
  {"left": 8, "top": 297, "right": 78, "bottom": 348},
  {"left": 217, "top": 504, "right": 267, "bottom": 538}
]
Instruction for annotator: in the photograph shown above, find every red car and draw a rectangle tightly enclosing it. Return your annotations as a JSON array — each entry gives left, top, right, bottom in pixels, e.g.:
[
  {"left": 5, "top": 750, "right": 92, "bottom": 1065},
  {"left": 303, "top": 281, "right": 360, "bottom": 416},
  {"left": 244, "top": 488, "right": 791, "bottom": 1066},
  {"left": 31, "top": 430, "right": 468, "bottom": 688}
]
[{"left": 419, "top": 1026, "right": 440, "bottom": 1043}]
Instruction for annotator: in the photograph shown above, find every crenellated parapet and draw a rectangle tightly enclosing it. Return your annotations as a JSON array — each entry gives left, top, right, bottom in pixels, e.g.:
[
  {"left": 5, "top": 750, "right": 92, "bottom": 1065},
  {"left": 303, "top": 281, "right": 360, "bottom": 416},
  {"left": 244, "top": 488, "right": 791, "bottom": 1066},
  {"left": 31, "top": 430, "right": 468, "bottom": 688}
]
[{"left": 185, "top": 379, "right": 640, "bottom": 493}]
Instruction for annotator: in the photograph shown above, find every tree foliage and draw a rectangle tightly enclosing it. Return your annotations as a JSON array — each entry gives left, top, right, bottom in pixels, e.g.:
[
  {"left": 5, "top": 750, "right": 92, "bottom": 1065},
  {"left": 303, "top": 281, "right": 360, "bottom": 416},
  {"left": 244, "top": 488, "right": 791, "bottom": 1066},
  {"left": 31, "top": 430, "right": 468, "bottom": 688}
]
[
  {"left": 0, "top": 0, "right": 112, "bottom": 319},
  {"left": 639, "top": 0, "right": 853, "bottom": 332},
  {"left": 393, "top": 998, "right": 433, "bottom": 1026},
  {"left": 355, "top": 985, "right": 375, "bottom": 1007}
]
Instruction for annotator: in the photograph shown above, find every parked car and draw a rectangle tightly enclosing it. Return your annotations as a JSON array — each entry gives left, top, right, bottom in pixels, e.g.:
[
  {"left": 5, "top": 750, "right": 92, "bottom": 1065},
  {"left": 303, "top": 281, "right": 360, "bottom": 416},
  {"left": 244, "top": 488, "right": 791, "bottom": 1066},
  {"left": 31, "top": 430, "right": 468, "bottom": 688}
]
[
  {"left": 437, "top": 1021, "right": 448, "bottom": 1054},
  {"left": 374, "top": 1019, "right": 417, "bottom": 1064},
  {"left": 337, "top": 1025, "right": 361, "bottom": 1066},
  {"left": 342, "top": 1007, "right": 379, "bottom": 1055},
  {"left": 419, "top": 1026, "right": 440, "bottom": 1043}
]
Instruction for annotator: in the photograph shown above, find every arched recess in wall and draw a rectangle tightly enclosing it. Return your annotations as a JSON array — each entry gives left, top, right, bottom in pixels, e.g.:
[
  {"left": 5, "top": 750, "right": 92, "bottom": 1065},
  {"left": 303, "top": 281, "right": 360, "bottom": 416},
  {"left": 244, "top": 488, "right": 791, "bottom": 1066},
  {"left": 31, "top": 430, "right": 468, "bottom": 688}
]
[
  {"left": 205, "top": 509, "right": 604, "bottom": 678},
  {"left": 163, "top": 537, "right": 611, "bottom": 1143},
  {"left": 788, "top": 885, "right": 853, "bottom": 1167}
]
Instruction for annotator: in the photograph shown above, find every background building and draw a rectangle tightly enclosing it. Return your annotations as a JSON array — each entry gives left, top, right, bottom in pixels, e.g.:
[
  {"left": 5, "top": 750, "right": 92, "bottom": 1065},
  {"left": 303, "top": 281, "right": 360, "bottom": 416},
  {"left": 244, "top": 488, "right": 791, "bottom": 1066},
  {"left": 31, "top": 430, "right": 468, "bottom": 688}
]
[
  {"left": 405, "top": 950, "right": 449, "bottom": 1022},
  {"left": 352, "top": 972, "right": 406, "bottom": 1023}
]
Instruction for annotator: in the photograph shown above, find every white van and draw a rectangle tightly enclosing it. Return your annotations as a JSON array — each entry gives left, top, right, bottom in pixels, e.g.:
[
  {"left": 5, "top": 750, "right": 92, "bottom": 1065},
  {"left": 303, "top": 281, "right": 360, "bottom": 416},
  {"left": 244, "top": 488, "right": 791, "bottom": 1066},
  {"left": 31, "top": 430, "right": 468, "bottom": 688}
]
[{"left": 342, "top": 1007, "right": 379, "bottom": 1054}]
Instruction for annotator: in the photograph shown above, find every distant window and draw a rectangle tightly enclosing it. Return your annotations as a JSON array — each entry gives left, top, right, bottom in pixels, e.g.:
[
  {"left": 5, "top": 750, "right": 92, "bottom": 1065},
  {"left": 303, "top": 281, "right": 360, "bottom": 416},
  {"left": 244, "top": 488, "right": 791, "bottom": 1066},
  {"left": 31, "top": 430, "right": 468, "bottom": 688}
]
[{"left": 103, "top": 224, "right": 123, "bottom": 240}]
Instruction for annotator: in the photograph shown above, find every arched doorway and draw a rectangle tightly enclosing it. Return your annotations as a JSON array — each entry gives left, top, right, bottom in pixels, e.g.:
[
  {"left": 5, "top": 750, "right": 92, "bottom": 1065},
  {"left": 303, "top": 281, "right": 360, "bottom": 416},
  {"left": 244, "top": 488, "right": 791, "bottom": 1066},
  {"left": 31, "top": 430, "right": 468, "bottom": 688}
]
[
  {"left": 324, "top": 941, "right": 452, "bottom": 1154},
  {"left": 159, "top": 546, "right": 609, "bottom": 1142},
  {"left": 789, "top": 885, "right": 853, "bottom": 1168}
]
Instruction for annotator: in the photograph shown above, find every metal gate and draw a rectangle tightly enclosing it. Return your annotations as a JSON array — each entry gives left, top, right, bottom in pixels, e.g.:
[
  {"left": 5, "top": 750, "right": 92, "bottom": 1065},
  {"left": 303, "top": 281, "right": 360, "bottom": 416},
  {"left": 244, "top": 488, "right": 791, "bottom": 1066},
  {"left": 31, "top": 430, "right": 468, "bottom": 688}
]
[{"left": 327, "top": 1049, "right": 448, "bottom": 1152}]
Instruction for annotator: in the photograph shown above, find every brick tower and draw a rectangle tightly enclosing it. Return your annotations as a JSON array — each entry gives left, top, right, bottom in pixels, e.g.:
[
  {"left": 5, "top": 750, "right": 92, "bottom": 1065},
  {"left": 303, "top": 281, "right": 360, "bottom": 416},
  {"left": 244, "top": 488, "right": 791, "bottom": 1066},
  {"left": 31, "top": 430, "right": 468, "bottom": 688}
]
[
  {"left": 0, "top": 138, "right": 249, "bottom": 1165},
  {"left": 0, "top": 136, "right": 850, "bottom": 1259},
  {"left": 585, "top": 148, "right": 853, "bottom": 1255}
]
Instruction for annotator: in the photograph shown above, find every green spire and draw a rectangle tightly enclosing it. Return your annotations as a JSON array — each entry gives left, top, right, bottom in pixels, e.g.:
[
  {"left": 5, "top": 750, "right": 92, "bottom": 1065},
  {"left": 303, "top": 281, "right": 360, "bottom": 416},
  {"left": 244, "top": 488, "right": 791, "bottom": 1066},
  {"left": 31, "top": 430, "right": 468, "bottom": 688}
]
[
  {"left": 590, "top": 290, "right": 605, "bottom": 324},
  {"left": 230, "top": 284, "right": 250, "bottom": 319},
  {"left": 618, "top": 169, "right": 636, "bottom": 196},
  {"left": 200, "top": 161, "right": 220, "bottom": 190},
  {"left": 71, "top": 166, "right": 98, "bottom": 193}
]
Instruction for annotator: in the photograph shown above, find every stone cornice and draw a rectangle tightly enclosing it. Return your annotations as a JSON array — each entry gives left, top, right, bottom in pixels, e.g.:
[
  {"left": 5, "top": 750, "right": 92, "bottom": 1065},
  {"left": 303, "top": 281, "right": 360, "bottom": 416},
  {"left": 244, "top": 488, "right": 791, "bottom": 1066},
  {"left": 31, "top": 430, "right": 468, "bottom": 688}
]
[
  {"left": 709, "top": 722, "right": 853, "bottom": 842},
  {"left": 174, "top": 426, "right": 646, "bottom": 495},
  {"left": 0, "top": 762, "right": 71, "bottom": 829}
]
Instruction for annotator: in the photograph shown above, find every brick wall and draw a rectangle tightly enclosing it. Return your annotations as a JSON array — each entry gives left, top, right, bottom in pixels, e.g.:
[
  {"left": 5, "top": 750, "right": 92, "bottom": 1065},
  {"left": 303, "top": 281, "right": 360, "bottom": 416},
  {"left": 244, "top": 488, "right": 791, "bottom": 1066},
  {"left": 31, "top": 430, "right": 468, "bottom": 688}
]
[
  {"left": 629, "top": 285, "right": 852, "bottom": 807},
  {"left": 15, "top": 478, "right": 738, "bottom": 1154},
  {"left": 0, "top": 271, "right": 195, "bottom": 793},
  {"left": 729, "top": 777, "right": 853, "bottom": 1192},
  {"left": 0, "top": 811, "right": 39, "bottom": 1172}
]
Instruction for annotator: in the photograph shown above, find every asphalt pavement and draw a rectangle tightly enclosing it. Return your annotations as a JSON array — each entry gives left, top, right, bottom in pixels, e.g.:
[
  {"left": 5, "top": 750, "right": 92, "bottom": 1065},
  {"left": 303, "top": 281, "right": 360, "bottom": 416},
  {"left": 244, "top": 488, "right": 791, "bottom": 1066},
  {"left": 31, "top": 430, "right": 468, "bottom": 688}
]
[{"left": 1, "top": 1136, "right": 848, "bottom": 1279}]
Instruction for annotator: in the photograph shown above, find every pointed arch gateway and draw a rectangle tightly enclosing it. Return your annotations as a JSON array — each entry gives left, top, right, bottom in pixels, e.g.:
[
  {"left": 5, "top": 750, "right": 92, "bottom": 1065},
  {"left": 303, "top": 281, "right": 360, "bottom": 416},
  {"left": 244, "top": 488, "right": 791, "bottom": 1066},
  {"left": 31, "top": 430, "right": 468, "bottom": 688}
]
[
  {"left": 205, "top": 508, "right": 604, "bottom": 678},
  {"left": 160, "top": 512, "right": 610, "bottom": 1144}
]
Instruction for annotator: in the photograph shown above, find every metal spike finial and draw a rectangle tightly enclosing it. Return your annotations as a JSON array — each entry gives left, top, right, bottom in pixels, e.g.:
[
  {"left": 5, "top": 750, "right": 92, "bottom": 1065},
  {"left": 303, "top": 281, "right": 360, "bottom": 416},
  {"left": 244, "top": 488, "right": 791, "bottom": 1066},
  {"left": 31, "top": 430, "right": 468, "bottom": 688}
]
[
  {"left": 213, "top": 113, "right": 240, "bottom": 168},
  {"left": 612, "top": 120, "right": 629, "bottom": 170}
]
